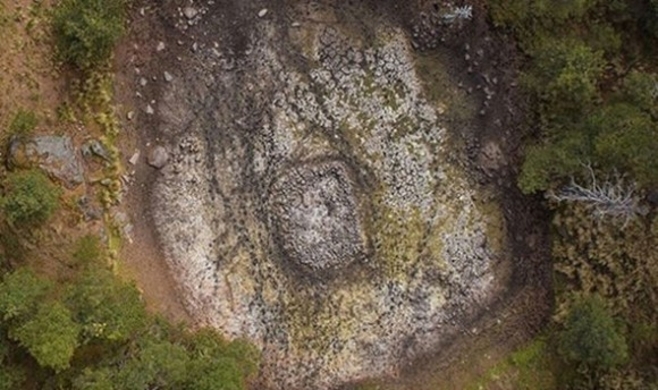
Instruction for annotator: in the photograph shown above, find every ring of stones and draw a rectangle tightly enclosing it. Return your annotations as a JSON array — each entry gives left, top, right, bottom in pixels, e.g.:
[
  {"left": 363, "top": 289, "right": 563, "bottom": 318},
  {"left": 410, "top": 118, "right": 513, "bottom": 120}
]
[{"left": 268, "top": 160, "right": 366, "bottom": 272}]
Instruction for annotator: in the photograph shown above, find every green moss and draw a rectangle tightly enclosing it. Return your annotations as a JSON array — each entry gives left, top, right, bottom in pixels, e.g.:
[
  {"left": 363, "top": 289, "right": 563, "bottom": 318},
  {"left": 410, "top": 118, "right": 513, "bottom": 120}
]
[
  {"left": 474, "top": 196, "right": 506, "bottom": 255},
  {"left": 369, "top": 190, "right": 427, "bottom": 278},
  {"left": 468, "top": 338, "right": 560, "bottom": 390},
  {"left": 413, "top": 52, "right": 476, "bottom": 122}
]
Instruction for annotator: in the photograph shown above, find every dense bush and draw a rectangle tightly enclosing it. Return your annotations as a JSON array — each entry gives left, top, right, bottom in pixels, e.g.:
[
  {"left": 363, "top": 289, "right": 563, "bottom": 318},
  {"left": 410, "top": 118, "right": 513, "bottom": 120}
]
[
  {"left": 0, "top": 170, "right": 60, "bottom": 227},
  {"left": 491, "top": 0, "right": 658, "bottom": 193},
  {"left": 52, "top": 0, "right": 127, "bottom": 69},
  {"left": 0, "top": 259, "right": 258, "bottom": 388},
  {"left": 558, "top": 295, "right": 628, "bottom": 369}
]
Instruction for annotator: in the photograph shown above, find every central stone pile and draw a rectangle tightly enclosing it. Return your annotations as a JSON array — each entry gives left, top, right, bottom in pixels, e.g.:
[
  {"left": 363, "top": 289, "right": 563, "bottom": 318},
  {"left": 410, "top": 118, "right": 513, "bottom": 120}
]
[{"left": 269, "top": 161, "right": 365, "bottom": 272}]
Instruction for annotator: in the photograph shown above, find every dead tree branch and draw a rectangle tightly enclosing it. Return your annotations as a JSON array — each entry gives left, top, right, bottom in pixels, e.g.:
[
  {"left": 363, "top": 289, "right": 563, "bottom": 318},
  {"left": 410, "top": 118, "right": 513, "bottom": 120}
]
[{"left": 548, "top": 164, "right": 641, "bottom": 226}]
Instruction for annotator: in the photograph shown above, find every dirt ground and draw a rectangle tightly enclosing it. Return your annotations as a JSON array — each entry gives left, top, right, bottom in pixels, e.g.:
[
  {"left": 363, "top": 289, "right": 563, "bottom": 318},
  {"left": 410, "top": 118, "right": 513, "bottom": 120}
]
[
  {"left": 113, "top": 0, "right": 553, "bottom": 388},
  {"left": 113, "top": 30, "right": 194, "bottom": 325}
]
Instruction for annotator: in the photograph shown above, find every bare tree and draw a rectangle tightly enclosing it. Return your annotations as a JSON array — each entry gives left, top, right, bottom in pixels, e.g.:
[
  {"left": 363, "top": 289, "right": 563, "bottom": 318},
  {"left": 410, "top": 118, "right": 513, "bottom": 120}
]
[
  {"left": 548, "top": 165, "right": 642, "bottom": 226},
  {"left": 443, "top": 5, "right": 473, "bottom": 23}
]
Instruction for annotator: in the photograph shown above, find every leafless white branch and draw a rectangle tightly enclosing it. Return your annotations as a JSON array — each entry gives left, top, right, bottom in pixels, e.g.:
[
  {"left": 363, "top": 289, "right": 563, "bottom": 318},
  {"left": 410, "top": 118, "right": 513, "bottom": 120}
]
[
  {"left": 548, "top": 164, "right": 641, "bottom": 226},
  {"left": 443, "top": 5, "right": 473, "bottom": 23}
]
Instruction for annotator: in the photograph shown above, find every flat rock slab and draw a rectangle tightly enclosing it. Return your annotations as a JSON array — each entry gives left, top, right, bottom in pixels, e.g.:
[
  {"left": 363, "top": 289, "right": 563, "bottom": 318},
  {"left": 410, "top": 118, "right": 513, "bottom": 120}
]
[{"left": 8, "top": 136, "right": 84, "bottom": 188}]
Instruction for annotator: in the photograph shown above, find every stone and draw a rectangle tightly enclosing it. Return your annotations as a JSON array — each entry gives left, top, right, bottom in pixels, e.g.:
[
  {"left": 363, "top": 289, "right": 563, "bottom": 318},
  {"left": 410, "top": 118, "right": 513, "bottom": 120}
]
[
  {"left": 148, "top": 146, "right": 169, "bottom": 169},
  {"left": 128, "top": 149, "right": 140, "bottom": 165},
  {"left": 77, "top": 196, "right": 102, "bottom": 221},
  {"left": 183, "top": 6, "right": 198, "bottom": 19},
  {"left": 156, "top": 41, "right": 166, "bottom": 52},
  {"left": 8, "top": 136, "right": 84, "bottom": 188},
  {"left": 145, "top": 104, "right": 155, "bottom": 115},
  {"left": 268, "top": 161, "right": 366, "bottom": 272},
  {"left": 164, "top": 71, "right": 174, "bottom": 82},
  {"left": 139, "top": 77, "right": 147, "bottom": 87},
  {"left": 258, "top": 8, "right": 268, "bottom": 18},
  {"left": 127, "top": 111, "right": 135, "bottom": 121},
  {"left": 81, "top": 139, "right": 112, "bottom": 162}
]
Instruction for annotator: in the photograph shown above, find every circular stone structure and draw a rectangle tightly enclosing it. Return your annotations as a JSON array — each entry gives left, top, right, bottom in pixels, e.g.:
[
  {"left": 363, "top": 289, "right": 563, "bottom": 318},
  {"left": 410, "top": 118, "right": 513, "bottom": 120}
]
[
  {"left": 147, "top": 2, "right": 509, "bottom": 389},
  {"left": 269, "top": 161, "right": 366, "bottom": 272}
]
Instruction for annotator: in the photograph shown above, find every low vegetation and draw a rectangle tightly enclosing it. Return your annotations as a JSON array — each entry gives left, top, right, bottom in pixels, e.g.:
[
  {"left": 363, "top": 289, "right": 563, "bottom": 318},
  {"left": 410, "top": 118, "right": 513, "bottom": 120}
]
[
  {"left": 0, "top": 237, "right": 258, "bottom": 389},
  {"left": 481, "top": 0, "right": 658, "bottom": 388},
  {"left": 52, "top": 0, "right": 127, "bottom": 70},
  {"left": 1, "top": 170, "right": 60, "bottom": 227},
  {"left": 0, "top": 0, "right": 259, "bottom": 388}
]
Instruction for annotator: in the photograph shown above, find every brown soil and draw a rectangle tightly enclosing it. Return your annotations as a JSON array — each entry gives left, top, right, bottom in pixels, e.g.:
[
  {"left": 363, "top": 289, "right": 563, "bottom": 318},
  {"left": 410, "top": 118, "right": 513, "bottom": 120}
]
[{"left": 113, "top": 22, "right": 194, "bottom": 325}]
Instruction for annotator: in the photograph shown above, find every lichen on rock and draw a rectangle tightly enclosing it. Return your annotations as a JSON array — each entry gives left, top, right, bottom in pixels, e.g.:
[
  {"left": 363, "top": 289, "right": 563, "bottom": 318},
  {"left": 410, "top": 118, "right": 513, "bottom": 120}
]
[{"left": 149, "top": 4, "right": 505, "bottom": 389}]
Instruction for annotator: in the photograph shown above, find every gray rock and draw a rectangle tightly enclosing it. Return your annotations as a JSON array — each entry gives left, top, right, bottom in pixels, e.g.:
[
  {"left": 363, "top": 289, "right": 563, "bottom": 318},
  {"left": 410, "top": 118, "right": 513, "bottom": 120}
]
[
  {"left": 81, "top": 139, "right": 112, "bottom": 162},
  {"left": 145, "top": 104, "right": 155, "bottom": 115},
  {"left": 77, "top": 196, "right": 102, "bottom": 221},
  {"left": 164, "top": 71, "right": 174, "bottom": 82},
  {"left": 148, "top": 146, "right": 169, "bottom": 169},
  {"left": 156, "top": 41, "right": 166, "bottom": 52},
  {"left": 8, "top": 135, "right": 84, "bottom": 188},
  {"left": 183, "top": 6, "right": 198, "bottom": 19},
  {"left": 258, "top": 8, "right": 268, "bottom": 17}
]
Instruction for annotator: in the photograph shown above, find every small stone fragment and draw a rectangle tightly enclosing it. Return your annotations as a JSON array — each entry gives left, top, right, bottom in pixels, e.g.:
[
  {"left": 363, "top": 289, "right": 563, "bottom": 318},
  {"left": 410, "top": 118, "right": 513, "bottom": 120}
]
[
  {"left": 156, "top": 41, "right": 165, "bottom": 52},
  {"left": 127, "top": 111, "right": 135, "bottom": 121},
  {"left": 148, "top": 146, "right": 169, "bottom": 169},
  {"left": 128, "top": 150, "right": 140, "bottom": 165},
  {"left": 291, "top": 21, "right": 301, "bottom": 27},
  {"left": 183, "top": 6, "right": 198, "bottom": 19},
  {"left": 258, "top": 8, "right": 268, "bottom": 18},
  {"left": 164, "top": 71, "right": 174, "bottom": 82},
  {"left": 139, "top": 77, "right": 147, "bottom": 87},
  {"left": 145, "top": 104, "right": 154, "bottom": 115}
]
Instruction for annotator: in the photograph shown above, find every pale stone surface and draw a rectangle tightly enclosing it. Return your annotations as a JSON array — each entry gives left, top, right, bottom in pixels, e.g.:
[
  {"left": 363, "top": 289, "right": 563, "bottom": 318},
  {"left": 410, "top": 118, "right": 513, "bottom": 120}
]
[{"left": 149, "top": 3, "right": 502, "bottom": 389}]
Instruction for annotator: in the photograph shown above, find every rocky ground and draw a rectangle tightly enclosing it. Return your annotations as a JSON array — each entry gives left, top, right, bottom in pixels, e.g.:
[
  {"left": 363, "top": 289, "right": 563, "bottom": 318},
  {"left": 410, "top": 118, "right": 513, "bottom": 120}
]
[{"left": 118, "top": 1, "right": 552, "bottom": 389}]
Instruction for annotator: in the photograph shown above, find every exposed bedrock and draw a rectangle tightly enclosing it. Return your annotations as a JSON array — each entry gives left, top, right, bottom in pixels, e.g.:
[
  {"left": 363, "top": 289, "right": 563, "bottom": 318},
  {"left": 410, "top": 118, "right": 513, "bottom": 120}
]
[{"left": 145, "top": 2, "right": 508, "bottom": 389}]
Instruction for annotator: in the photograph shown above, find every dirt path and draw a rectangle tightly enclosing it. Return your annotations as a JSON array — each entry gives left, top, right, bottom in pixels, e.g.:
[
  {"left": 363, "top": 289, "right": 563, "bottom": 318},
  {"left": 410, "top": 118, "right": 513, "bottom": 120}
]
[
  {"left": 118, "top": 181, "right": 193, "bottom": 325},
  {"left": 113, "top": 24, "right": 194, "bottom": 326}
]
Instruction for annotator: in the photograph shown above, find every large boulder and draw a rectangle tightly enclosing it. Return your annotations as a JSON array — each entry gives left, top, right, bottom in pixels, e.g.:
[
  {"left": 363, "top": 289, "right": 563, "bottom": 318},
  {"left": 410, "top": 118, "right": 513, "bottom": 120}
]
[{"left": 8, "top": 136, "right": 84, "bottom": 188}]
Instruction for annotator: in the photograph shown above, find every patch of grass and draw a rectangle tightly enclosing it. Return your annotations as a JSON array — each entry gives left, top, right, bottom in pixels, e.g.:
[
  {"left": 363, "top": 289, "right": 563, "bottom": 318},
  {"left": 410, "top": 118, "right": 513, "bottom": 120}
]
[
  {"left": 468, "top": 338, "right": 561, "bottom": 390},
  {"left": 8, "top": 109, "right": 38, "bottom": 138},
  {"left": 72, "top": 235, "right": 103, "bottom": 266},
  {"left": 413, "top": 52, "right": 475, "bottom": 122}
]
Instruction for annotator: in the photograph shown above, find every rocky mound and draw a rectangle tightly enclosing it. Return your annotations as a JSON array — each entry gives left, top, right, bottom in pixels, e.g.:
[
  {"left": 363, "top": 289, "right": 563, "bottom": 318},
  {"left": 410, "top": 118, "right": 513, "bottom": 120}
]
[
  {"left": 136, "top": 1, "right": 510, "bottom": 389},
  {"left": 269, "top": 160, "right": 367, "bottom": 273}
]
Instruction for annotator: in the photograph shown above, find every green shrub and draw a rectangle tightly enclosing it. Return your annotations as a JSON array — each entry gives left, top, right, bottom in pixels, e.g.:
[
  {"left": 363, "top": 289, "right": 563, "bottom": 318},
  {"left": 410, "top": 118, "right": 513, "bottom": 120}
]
[
  {"left": 8, "top": 110, "right": 38, "bottom": 137},
  {"left": 0, "top": 268, "right": 51, "bottom": 322},
  {"left": 1, "top": 170, "right": 60, "bottom": 227},
  {"left": 65, "top": 267, "right": 147, "bottom": 342},
  {"left": 592, "top": 103, "right": 658, "bottom": 187},
  {"left": 10, "top": 302, "right": 79, "bottom": 372},
  {"left": 524, "top": 38, "right": 604, "bottom": 123},
  {"left": 558, "top": 295, "right": 628, "bottom": 369},
  {"left": 52, "top": 0, "right": 127, "bottom": 70},
  {"left": 518, "top": 131, "right": 591, "bottom": 193}
]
